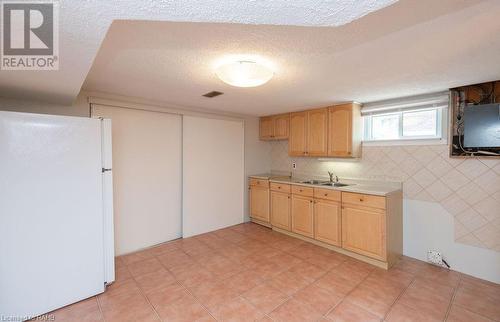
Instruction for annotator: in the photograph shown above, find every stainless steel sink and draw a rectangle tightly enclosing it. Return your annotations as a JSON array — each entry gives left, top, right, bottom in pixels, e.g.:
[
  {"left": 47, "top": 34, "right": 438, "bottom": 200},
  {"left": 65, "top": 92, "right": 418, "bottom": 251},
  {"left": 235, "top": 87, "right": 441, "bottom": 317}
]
[
  {"left": 298, "top": 180, "right": 353, "bottom": 187},
  {"left": 321, "top": 182, "right": 353, "bottom": 187},
  {"left": 299, "top": 180, "right": 329, "bottom": 185}
]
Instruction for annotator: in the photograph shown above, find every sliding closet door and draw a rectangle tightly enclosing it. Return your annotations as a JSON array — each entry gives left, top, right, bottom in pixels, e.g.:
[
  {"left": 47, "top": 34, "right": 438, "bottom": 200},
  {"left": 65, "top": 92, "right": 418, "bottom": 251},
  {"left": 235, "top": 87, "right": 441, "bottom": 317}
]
[
  {"left": 92, "top": 105, "right": 182, "bottom": 255},
  {"left": 183, "top": 116, "right": 244, "bottom": 237}
]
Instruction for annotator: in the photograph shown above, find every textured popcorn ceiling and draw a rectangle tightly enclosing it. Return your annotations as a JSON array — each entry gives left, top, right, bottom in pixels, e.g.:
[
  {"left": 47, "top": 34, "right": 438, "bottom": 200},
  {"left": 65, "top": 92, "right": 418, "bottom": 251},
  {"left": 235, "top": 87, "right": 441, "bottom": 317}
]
[
  {"left": 0, "top": 0, "right": 397, "bottom": 105},
  {"left": 270, "top": 141, "right": 500, "bottom": 252},
  {"left": 82, "top": 0, "right": 500, "bottom": 116},
  {"left": 3, "top": 0, "right": 500, "bottom": 116}
]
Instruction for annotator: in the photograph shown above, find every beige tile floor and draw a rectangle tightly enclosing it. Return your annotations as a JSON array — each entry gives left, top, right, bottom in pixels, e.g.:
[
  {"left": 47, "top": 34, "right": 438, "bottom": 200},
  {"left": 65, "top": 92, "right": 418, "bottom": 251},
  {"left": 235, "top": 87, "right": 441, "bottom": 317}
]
[{"left": 43, "top": 223, "right": 500, "bottom": 322}]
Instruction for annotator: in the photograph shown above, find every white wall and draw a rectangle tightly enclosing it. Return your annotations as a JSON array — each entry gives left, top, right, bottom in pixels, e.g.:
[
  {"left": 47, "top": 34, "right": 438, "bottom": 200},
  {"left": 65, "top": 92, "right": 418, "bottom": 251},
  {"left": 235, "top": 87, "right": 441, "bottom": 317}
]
[{"left": 404, "top": 200, "right": 500, "bottom": 283}]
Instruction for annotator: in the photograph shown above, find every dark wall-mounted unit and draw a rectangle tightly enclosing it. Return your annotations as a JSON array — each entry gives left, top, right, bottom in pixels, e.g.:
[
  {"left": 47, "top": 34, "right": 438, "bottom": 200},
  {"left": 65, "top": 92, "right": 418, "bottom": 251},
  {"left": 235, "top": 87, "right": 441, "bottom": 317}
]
[{"left": 450, "top": 81, "right": 500, "bottom": 158}]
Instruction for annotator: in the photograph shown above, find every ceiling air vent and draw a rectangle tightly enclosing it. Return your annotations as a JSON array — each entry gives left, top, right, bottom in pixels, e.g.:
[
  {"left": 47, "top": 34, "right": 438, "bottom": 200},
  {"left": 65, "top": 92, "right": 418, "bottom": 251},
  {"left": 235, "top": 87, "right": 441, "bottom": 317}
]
[{"left": 202, "top": 91, "right": 223, "bottom": 98}]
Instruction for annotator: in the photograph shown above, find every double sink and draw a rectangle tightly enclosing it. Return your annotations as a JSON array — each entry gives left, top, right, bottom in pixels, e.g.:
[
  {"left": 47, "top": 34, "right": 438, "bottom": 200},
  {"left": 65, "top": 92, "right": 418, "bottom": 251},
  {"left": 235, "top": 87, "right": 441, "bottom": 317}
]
[{"left": 298, "top": 180, "right": 353, "bottom": 188}]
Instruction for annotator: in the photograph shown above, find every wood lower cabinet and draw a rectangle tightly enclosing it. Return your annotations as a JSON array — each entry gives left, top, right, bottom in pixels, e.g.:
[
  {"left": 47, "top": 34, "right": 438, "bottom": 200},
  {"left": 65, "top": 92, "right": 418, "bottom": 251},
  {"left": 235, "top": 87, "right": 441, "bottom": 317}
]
[
  {"left": 314, "top": 199, "right": 341, "bottom": 247},
  {"left": 291, "top": 194, "right": 314, "bottom": 238},
  {"left": 249, "top": 177, "right": 402, "bottom": 269},
  {"left": 270, "top": 191, "right": 291, "bottom": 230},
  {"left": 249, "top": 185, "right": 270, "bottom": 223},
  {"left": 341, "top": 205, "right": 386, "bottom": 261}
]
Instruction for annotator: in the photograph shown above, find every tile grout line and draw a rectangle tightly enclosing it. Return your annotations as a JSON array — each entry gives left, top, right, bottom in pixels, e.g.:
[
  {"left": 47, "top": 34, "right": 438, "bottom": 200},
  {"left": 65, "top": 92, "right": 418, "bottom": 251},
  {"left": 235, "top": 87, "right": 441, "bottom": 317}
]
[
  {"left": 245, "top": 240, "right": 338, "bottom": 320},
  {"left": 95, "top": 262, "right": 132, "bottom": 322},
  {"left": 448, "top": 276, "right": 498, "bottom": 322},
  {"left": 236, "top": 294, "right": 277, "bottom": 322},
  {"left": 175, "top": 278, "right": 220, "bottom": 321},
  {"left": 320, "top": 263, "right": 376, "bottom": 320},
  {"left": 154, "top": 248, "right": 221, "bottom": 321},
  {"left": 443, "top": 272, "right": 463, "bottom": 321},
  {"left": 95, "top": 294, "right": 107, "bottom": 322},
  {"left": 162, "top": 237, "right": 263, "bottom": 322},
  {"left": 381, "top": 273, "right": 418, "bottom": 321},
  {"left": 131, "top": 268, "right": 164, "bottom": 322},
  {"left": 256, "top": 249, "right": 349, "bottom": 320}
]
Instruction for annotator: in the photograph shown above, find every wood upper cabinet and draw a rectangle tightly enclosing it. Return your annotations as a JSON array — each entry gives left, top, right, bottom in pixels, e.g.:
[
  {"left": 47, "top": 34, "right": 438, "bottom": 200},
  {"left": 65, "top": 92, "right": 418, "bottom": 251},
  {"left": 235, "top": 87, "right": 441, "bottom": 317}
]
[
  {"left": 249, "top": 184, "right": 270, "bottom": 223},
  {"left": 328, "top": 103, "right": 362, "bottom": 158},
  {"left": 259, "top": 117, "right": 274, "bottom": 140},
  {"left": 314, "top": 199, "right": 341, "bottom": 247},
  {"left": 291, "top": 194, "right": 314, "bottom": 238},
  {"left": 273, "top": 114, "right": 290, "bottom": 139},
  {"left": 307, "top": 108, "right": 329, "bottom": 156},
  {"left": 341, "top": 203, "right": 386, "bottom": 261},
  {"left": 289, "top": 111, "right": 308, "bottom": 156},
  {"left": 289, "top": 108, "right": 328, "bottom": 156},
  {"left": 271, "top": 191, "right": 291, "bottom": 230},
  {"left": 259, "top": 114, "right": 289, "bottom": 140},
  {"left": 260, "top": 102, "right": 362, "bottom": 158}
]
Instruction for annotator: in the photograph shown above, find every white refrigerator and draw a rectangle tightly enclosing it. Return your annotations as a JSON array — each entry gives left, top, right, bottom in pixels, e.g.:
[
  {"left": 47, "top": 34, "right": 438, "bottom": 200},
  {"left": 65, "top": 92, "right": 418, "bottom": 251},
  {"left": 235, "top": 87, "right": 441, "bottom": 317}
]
[{"left": 0, "top": 111, "right": 115, "bottom": 320}]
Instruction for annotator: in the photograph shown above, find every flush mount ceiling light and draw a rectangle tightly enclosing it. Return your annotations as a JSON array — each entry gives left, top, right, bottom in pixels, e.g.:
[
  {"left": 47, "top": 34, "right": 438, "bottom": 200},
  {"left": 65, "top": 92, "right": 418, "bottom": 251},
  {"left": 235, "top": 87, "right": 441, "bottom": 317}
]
[{"left": 215, "top": 60, "right": 274, "bottom": 88}]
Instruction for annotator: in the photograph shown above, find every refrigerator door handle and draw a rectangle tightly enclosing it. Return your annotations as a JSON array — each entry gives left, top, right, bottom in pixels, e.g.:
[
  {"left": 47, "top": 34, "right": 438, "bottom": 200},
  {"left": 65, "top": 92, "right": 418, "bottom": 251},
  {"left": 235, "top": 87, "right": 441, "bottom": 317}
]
[{"left": 100, "top": 118, "right": 115, "bottom": 286}]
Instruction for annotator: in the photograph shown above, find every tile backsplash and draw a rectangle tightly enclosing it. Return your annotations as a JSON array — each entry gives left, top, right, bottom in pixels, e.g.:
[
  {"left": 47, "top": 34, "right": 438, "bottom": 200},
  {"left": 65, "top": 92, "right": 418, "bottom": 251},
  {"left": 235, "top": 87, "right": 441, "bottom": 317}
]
[{"left": 270, "top": 141, "right": 500, "bottom": 252}]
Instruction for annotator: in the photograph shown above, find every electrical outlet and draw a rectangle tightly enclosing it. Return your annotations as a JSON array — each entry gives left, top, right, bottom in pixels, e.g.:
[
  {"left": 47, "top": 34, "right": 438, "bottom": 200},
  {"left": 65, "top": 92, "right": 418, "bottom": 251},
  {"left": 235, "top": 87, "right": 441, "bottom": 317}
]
[
  {"left": 292, "top": 161, "right": 296, "bottom": 169},
  {"left": 427, "top": 250, "right": 447, "bottom": 268}
]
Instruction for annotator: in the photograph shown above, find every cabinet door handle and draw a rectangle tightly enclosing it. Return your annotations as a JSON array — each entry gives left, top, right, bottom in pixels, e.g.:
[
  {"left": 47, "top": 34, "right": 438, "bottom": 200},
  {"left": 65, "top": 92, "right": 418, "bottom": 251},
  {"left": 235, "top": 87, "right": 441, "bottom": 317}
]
[
  {"left": 324, "top": 193, "right": 328, "bottom": 197},
  {"left": 278, "top": 186, "right": 281, "bottom": 189}
]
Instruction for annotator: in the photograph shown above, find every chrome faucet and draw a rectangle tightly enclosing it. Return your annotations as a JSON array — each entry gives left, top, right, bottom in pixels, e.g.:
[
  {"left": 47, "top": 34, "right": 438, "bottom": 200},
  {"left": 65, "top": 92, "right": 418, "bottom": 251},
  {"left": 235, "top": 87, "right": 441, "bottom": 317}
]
[{"left": 328, "top": 171, "right": 339, "bottom": 183}]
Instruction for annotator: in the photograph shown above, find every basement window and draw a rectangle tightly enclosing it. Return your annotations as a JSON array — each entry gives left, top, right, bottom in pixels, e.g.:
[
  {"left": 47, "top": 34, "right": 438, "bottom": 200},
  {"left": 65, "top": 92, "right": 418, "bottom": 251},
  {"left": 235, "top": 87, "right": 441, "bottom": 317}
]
[{"left": 362, "top": 92, "right": 449, "bottom": 145}]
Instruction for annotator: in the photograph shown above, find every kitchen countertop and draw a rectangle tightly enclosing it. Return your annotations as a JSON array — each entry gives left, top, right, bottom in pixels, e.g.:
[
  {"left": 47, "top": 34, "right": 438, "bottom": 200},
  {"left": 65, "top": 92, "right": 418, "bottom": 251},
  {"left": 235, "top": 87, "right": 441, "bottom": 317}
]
[{"left": 249, "top": 174, "right": 401, "bottom": 196}]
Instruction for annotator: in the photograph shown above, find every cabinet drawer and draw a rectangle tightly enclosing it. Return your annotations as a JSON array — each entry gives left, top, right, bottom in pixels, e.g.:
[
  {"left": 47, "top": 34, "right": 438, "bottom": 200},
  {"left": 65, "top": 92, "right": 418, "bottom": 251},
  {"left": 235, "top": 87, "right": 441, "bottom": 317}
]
[
  {"left": 313, "top": 188, "right": 341, "bottom": 202},
  {"left": 249, "top": 178, "right": 269, "bottom": 187},
  {"left": 291, "top": 185, "right": 314, "bottom": 197},
  {"left": 270, "top": 182, "right": 291, "bottom": 193},
  {"left": 342, "top": 192, "right": 386, "bottom": 209}
]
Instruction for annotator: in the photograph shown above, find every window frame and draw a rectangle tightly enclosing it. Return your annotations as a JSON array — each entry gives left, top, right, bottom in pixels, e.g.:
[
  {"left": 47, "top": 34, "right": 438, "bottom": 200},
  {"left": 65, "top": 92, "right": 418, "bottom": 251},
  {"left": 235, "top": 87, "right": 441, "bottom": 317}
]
[{"left": 363, "top": 107, "right": 447, "bottom": 145}]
